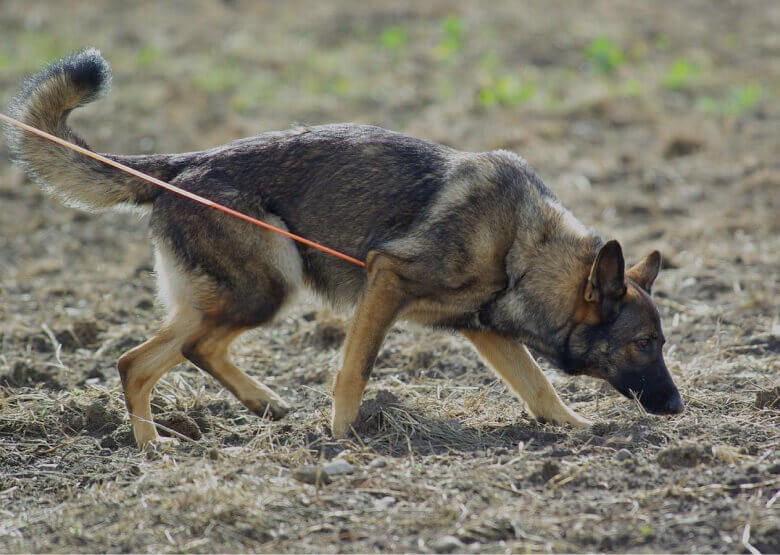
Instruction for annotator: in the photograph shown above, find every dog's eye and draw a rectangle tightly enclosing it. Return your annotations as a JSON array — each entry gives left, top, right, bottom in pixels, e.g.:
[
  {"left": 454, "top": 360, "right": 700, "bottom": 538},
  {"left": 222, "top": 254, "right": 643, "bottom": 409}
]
[{"left": 634, "top": 338, "right": 650, "bottom": 350}]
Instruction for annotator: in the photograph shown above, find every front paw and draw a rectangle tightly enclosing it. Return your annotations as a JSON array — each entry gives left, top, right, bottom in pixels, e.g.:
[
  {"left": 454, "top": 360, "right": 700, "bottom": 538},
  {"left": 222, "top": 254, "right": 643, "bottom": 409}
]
[
  {"left": 331, "top": 406, "right": 359, "bottom": 439},
  {"left": 139, "top": 435, "right": 180, "bottom": 451},
  {"left": 536, "top": 410, "right": 591, "bottom": 429},
  {"left": 560, "top": 412, "right": 592, "bottom": 428}
]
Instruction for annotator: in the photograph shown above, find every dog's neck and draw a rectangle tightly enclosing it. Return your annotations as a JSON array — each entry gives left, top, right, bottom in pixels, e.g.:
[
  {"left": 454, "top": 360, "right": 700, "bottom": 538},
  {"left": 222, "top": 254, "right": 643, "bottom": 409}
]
[{"left": 483, "top": 198, "right": 601, "bottom": 365}]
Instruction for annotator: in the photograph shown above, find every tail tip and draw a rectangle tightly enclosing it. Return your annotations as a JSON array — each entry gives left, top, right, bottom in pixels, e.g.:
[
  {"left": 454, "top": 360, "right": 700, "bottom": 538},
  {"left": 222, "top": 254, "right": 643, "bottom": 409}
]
[
  {"left": 61, "top": 47, "right": 112, "bottom": 102},
  {"left": 8, "top": 47, "right": 112, "bottom": 120}
]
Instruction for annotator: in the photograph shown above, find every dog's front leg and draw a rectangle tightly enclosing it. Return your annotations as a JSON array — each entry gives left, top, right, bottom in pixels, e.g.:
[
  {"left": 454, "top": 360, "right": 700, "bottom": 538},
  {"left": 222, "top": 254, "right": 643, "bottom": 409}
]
[
  {"left": 463, "top": 330, "right": 591, "bottom": 428},
  {"left": 331, "top": 257, "right": 407, "bottom": 438}
]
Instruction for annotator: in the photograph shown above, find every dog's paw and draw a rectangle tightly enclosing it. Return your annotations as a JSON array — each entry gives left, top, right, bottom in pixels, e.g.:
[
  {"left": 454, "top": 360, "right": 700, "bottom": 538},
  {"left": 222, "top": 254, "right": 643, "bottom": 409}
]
[
  {"left": 535, "top": 409, "right": 591, "bottom": 429},
  {"left": 563, "top": 413, "right": 592, "bottom": 428},
  {"left": 330, "top": 410, "right": 358, "bottom": 440},
  {"left": 246, "top": 398, "right": 291, "bottom": 420},
  {"left": 139, "top": 435, "right": 180, "bottom": 452}
]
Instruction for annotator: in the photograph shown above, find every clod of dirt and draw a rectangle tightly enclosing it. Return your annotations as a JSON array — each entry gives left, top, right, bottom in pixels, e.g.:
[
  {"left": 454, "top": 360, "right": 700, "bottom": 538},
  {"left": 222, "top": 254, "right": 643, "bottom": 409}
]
[
  {"left": 755, "top": 386, "right": 780, "bottom": 409},
  {"left": 292, "top": 465, "right": 332, "bottom": 485},
  {"left": 188, "top": 406, "right": 212, "bottom": 434},
  {"left": 29, "top": 334, "right": 53, "bottom": 353},
  {"left": 62, "top": 405, "right": 86, "bottom": 433},
  {"left": 0, "top": 361, "right": 62, "bottom": 390},
  {"left": 459, "top": 518, "right": 517, "bottom": 543},
  {"left": 55, "top": 320, "right": 101, "bottom": 351},
  {"left": 540, "top": 460, "right": 561, "bottom": 482},
  {"left": 657, "top": 444, "right": 712, "bottom": 468},
  {"left": 430, "top": 535, "right": 464, "bottom": 553},
  {"left": 407, "top": 347, "right": 436, "bottom": 371},
  {"left": 157, "top": 412, "right": 203, "bottom": 440},
  {"left": 591, "top": 421, "right": 620, "bottom": 436},
  {"left": 354, "top": 390, "right": 400, "bottom": 434},
  {"left": 663, "top": 135, "right": 705, "bottom": 159},
  {"left": 746, "top": 333, "right": 780, "bottom": 355},
  {"left": 100, "top": 426, "right": 135, "bottom": 450},
  {"left": 84, "top": 401, "right": 123, "bottom": 434},
  {"left": 309, "top": 317, "right": 346, "bottom": 350},
  {"left": 84, "top": 366, "right": 106, "bottom": 380}
]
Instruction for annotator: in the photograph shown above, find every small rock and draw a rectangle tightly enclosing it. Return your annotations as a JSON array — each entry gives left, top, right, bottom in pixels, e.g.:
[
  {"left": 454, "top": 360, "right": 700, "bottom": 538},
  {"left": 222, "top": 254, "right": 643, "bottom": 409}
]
[
  {"left": 431, "top": 535, "right": 464, "bottom": 554},
  {"left": 292, "top": 465, "right": 332, "bottom": 485},
  {"left": 616, "top": 448, "right": 633, "bottom": 461},
  {"left": 323, "top": 460, "right": 354, "bottom": 476},
  {"left": 374, "top": 496, "right": 395, "bottom": 509},
  {"left": 369, "top": 457, "right": 387, "bottom": 468},
  {"left": 657, "top": 444, "right": 711, "bottom": 468}
]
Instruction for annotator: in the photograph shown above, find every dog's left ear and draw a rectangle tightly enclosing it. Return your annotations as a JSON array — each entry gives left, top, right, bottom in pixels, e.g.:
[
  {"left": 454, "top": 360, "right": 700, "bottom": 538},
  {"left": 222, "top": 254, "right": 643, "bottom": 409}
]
[
  {"left": 584, "top": 240, "right": 627, "bottom": 319},
  {"left": 626, "top": 250, "right": 661, "bottom": 294}
]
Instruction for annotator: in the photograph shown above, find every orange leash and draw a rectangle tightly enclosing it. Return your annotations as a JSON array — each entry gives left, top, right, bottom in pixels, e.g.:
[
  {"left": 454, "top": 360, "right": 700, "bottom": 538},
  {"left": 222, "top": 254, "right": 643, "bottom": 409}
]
[{"left": 0, "top": 112, "right": 366, "bottom": 268}]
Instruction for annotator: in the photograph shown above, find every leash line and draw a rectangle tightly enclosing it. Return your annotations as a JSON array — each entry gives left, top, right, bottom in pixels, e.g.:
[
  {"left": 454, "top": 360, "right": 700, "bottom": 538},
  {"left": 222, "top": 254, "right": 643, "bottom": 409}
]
[{"left": 0, "top": 112, "right": 366, "bottom": 268}]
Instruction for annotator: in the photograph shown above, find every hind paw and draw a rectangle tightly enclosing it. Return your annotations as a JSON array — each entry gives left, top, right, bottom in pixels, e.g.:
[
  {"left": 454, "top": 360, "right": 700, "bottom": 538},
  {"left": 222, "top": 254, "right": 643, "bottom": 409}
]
[{"left": 246, "top": 399, "right": 291, "bottom": 420}]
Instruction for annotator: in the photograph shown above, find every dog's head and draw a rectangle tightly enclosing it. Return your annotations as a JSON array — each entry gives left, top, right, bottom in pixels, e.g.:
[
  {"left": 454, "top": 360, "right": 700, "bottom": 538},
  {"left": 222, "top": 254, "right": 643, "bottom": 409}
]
[{"left": 562, "top": 240, "right": 683, "bottom": 415}]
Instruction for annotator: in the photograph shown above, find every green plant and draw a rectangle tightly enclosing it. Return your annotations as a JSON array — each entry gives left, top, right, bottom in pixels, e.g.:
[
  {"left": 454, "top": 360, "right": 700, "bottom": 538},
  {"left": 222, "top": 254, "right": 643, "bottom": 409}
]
[
  {"left": 136, "top": 44, "right": 161, "bottom": 68},
  {"left": 618, "top": 78, "right": 642, "bottom": 97},
  {"left": 436, "top": 15, "right": 466, "bottom": 59},
  {"left": 663, "top": 58, "right": 700, "bottom": 90},
  {"left": 477, "top": 74, "right": 535, "bottom": 108},
  {"left": 654, "top": 33, "right": 671, "bottom": 50},
  {"left": 192, "top": 64, "right": 242, "bottom": 94},
  {"left": 380, "top": 26, "right": 409, "bottom": 52},
  {"left": 697, "top": 84, "right": 763, "bottom": 116},
  {"left": 584, "top": 35, "right": 624, "bottom": 75}
]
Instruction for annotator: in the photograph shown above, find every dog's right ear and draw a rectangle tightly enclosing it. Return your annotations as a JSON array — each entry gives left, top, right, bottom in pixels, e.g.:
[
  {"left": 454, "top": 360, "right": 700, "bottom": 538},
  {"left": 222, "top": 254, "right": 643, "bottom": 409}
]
[{"left": 584, "top": 240, "right": 627, "bottom": 319}]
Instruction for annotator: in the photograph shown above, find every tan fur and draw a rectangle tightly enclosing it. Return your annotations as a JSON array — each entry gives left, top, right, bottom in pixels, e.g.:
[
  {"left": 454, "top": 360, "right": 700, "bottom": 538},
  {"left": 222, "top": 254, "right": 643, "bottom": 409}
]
[{"left": 462, "top": 330, "right": 590, "bottom": 427}]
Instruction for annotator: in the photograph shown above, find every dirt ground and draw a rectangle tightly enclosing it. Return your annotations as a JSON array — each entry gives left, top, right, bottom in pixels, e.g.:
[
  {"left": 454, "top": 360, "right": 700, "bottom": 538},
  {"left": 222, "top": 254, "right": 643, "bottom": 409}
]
[{"left": 0, "top": 1, "right": 778, "bottom": 553}]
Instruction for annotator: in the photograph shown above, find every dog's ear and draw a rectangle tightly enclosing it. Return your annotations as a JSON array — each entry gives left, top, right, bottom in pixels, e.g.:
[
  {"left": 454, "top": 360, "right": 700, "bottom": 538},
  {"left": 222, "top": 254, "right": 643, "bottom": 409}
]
[
  {"left": 584, "top": 240, "right": 626, "bottom": 319},
  {"left": 626, "top": 250, "right": 661, "bottom": 294}
]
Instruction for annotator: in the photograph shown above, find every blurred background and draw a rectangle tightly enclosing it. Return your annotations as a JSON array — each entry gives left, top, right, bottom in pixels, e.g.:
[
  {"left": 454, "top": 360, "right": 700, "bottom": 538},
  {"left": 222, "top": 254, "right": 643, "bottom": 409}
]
[
  {"left": 1, "top": 0, "right": 775, "bottom": 153},
  {"left": 0, "top": 2, "right": 777, "bottom": 553}
]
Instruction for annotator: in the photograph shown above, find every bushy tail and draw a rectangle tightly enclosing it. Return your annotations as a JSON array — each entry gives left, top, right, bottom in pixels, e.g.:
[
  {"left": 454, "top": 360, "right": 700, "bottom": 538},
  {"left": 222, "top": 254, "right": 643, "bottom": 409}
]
[{"left": 5, "top": 48, "right": 182, "bottom": 211}]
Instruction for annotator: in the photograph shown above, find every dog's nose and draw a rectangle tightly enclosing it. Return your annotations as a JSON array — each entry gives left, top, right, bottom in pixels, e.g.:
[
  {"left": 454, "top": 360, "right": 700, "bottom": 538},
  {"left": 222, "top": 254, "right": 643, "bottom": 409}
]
[{"left": 664, "top": 392, "right": 684, "bottom": 414}]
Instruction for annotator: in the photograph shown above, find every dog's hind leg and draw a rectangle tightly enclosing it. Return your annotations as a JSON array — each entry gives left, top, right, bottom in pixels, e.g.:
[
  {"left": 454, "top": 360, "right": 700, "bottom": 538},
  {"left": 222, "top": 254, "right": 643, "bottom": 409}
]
[
  {"left": 462, "top": 330, "right": 591, "bottom": 428},
  {"left": 182, "top": 323, "right": 291, "bottom": 420},
  {"left": 118, "top": 310, "right": 200, "bottom": 448}
]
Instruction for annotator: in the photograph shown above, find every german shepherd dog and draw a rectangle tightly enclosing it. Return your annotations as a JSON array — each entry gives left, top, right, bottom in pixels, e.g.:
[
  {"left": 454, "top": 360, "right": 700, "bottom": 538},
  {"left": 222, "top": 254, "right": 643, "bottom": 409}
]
[{"left": 5, "top": 50, "right": 683, "bottom": 448}]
